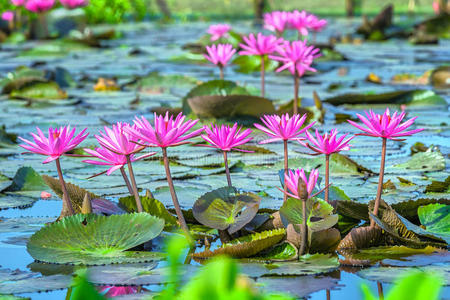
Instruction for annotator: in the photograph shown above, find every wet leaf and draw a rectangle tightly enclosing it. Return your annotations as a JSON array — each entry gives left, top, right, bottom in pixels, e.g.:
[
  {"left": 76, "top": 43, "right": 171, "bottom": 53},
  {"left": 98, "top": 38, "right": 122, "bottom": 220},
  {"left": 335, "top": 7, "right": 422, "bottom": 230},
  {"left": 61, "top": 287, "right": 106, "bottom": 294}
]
[
  {"left": 254, "top": 242, "right": 298, "bottom": 260},
  {"left": 310, "top": 228, "right": 341, "bottom": 253},
  {"left": 193, "top": 229, "right": 286, "bottom": 259},
  {"left": 0, "top": 194, "right": 38, "bottom": 210},
  {"left": 232, "top": 55, "right": 278, "bottom": 74},
  {"left": 0, "top": 217, "right": 54, "bottom": 234},
  {"left": 394, "top": 150, "right": 445, "bottom": 171},
  {"left": 337, "top": 200, "right": 369, "bottom": 221},
  {"left": 325, "top": 90, "right": 446, "bottom": 106},
  {"left": 192, "top": 186, "right": 261, "bottom": 234},
  {"left": 6, "top": 167, "right": 47, "bottom": 197},
  {"left": 424, "top": 176, "right": 450, "bottom": 193},
  {"left": 337, "top": 226, "right": 384, "bottom": 250},
  {"left": 8, "top": 79, "right": 67, "bottom": 100},
  {"left": 418, "top": 204, "right": 450, "bottom": 239},
  {"left": 27, "top": 213, "right": 165, "bottom": 265},
  {"left": 119, "top": 195, "right": 178, "bottom": 227},
  {"left": 126, "top": 72, "right": 199, "bottom": 93}
]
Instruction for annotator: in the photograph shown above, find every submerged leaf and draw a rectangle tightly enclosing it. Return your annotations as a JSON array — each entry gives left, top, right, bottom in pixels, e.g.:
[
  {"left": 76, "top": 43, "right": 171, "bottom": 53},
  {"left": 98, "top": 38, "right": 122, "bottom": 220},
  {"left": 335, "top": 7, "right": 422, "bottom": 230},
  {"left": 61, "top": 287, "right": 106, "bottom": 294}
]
[
  {"left": 193, "top": 187, "right": 260, "bottom": 234},
  {"left": 27, "top": 213, "right": 165, "bottom": 265}
]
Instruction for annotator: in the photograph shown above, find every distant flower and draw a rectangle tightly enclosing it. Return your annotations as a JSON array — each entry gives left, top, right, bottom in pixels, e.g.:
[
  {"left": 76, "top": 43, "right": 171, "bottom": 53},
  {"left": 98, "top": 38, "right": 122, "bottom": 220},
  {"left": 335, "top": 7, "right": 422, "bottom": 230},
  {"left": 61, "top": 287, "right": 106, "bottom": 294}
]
[
  {"left": 19, "top": 126, "right": 88, "bottom": 164},
  {"left": 200, "top": 123, "right": 253, "bottom": 152},
  {"left": 263, "top": 11, "right": 290, "bottom": 36},
  {"left": 301, "top": 129, "right": 353, "bottom": 155},
  {"left": 308, "top": 15, "right": 327, "bottom": 32},
  {"left": 1, "top": 11, "right": 14, "bottom": 22},
  {"left": 279, "top": 168, "right": 319, "bottom": 199},
  {"left": 25, "top": 0, "right": 55, "bottom": 13},
  {"left": 99, "top": 286, "right": 138, "bottom": 297},
  {"left": 40, "top": 191, "right": 52, "bottom": 199},
  {"left": 204, "top": 44, "right": 236, "bottom": 67},
  {"left": 270, "top": 40, "right": 320, "bottom": 77},
  {"left": 254, "top": 113, "right": 315, "bottom": 144},
  {"left": 126, "top": 112, "right": 203, "bottom": 148},
  {"left": 432, "top": 1, "right": 440, "bottom": 14},
  {"left": 239, "top": 33, "right": 283, "bottom": 56},
  {"left": 347, "top": 108, "right": 424, "bottom": 141},
  {"left": 288, "top": 10, "right": 314, "bottom": 36},
  {"left": 10, "top": 0, "right": 25, "bottom": 6},
  {"left": 207, "top": 23, "right": 231, "bottom": 41},
  {"left": 59, "top": 0, "right": 88, "bottom": 9}
]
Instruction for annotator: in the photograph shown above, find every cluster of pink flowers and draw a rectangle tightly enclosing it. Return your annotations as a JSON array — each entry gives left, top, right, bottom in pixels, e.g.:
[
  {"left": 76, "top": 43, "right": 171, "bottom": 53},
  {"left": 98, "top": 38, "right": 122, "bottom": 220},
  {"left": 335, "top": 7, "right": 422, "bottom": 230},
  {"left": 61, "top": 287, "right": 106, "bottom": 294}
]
[
  {"left": 5, "top": 0, "right": 88, "bottom": 15},
  {"left": 264, "top": 10, "right": 327, "bottom": 37}
]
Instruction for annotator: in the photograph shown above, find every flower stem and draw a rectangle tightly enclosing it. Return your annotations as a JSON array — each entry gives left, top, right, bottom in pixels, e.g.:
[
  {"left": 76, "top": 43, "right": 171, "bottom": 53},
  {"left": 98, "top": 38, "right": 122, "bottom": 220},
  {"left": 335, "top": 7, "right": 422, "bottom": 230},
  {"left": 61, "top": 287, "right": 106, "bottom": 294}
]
[
  {"left": 219, "top": 65, "right": 224, "bottom": 80},
  {"left": 126, "top": 155, "right": 144, "bottom": 213},
  {"left": 299, "top": 197, "right": 308, "bottom": 255},
  {"left": 39, "top": 13, "right": 48, "bottom": 38},
  {"left": 326, "top": 290, "right": 330, "bottom": 300},
  {"left": 162, "top": 147, "right": 190, "bottom": 235},
  {"left": 120, "top": 166, "right": 134, "bottom": 195},
  {"left": 294, "top": 76, "right": 300, "bottom": 115},
  {"left": 325, "top": 154, "right": 330, "bottom": 204},
  {"left": 55, "top": 158, "right": 74, "bottom": 217},
  {"left": 223, "top": 151, "right": 232, "bottom": 187},
  {"left": 377, "top": 282, "right": 384, "bottom": 300},
  {"left": 260, "top": 55, "right": 265, "bottom": 98},
  {"left": 283, "top": 140, "right": 288, "bottom": 202},
  {"left": 371, "top": 137, "right": 387, "bottom": 227}
]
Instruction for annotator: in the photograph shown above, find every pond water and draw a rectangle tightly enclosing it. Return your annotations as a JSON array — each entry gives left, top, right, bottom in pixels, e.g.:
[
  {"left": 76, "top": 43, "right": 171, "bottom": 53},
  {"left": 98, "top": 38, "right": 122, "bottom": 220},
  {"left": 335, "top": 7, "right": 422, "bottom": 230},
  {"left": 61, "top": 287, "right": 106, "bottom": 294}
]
[{"left": 0, "top": 16, "right": 448, "bottom": 299}]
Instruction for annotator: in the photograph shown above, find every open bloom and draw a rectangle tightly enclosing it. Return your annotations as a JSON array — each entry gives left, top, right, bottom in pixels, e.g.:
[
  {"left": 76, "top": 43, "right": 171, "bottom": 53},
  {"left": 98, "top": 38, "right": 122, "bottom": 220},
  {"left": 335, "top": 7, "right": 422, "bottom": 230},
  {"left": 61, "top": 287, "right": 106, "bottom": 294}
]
[
  {"left": 279, "top": 168, "right": 319, "bottom": 199},
  {"left": 308, "top": 15, "right": 327, "bottom": 32},
  {"left": 207, "top": 23, "right": 231, "bottom": 41},
  {"left": 25, "top": 0, "right": 55, "bottom": 13},
  {"left": 301, "top": 129, "right": 353, "bottom": 155},
  {"left": 19, "top": 126, "right": 88, "bottom": 164},
  {"left": 263, "top": 11, "right": 290, "bottom": 35},
  {"left": 347, "top": 108, "right": 424, "bottom": 140},
  {"left": 254, "top": 113, "right": 315, "bottom": 144},
  {"left": 204, "top": 44, "right": 236, "bottom": 67},
  {"left": 200, "top": 123, "right": 253, "bottom": 152},
  {"left": 99, "top": 286, "right": 138, "bottom": 297},
  {"left": 288, "top": 10, "right": 314, "bottom": 36},
  {"left": 126, "top": 112, "right": 203, "bottom": 148},
  {"left": 270, "top": 40, "right": 321, "bottom": 77},
  {"left": 94, "top": 122, "right": 144, "bottom": 156},
  {"left": 10, "top": 0, "right": 25, "bottom": 6},
  {"left": 239, "top": 33, "right": 283, "bottom": 56},
  {"left": 59, "top": 0, "right": 88, "bottom": 9},
  {"left": 1, "top": 11, "right": 14, "bottom": 22}
]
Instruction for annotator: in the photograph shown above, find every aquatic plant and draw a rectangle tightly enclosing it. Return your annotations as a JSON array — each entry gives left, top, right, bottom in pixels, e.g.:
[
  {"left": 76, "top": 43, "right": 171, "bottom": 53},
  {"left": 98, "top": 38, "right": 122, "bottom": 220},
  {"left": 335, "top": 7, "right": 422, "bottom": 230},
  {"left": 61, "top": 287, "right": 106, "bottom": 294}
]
[
  {"left": 10, "top": 0, "right": 26, "bottom": 5},
  {"left": 126, "top": 112, "right": 203, "bottom": 235},
  {"left": 348, "top": 108, "right": 424, "bottom": 226},
  {"left": 207, "top": 23, "right": 231, "bottom": 41},
  {"left": 203, "top": 44, "right": 236, "bottom": 80},
  {"left": 1, "top": 11, "right": 14, "bottom": 22},
  {"left": 239, "top": 33, "right": 283, "bottom": 97},
  {"left": 270, "top": 40, "right": 320, "bottom": 114},
  {"left": 25, "top": 0, "right": 54, "bottom": 13},
  {"left": 59, "top": 0, "right": 89, "bottom": 9},
  {"left": 83, "top": 122, "right": 156, "bottom": 212},
  {"left": 300, "top": 129, "right": 353, "bottom": 203},
  {"left": 263, "top": 10, "right": 290, "bottom": 37},
  {"left": 287, "top": 10, "right": 314, "bottom": 37},
  {"left": 254, "top": 113, "right": 314, "bottom": 201},
  {"left": 19, "top": 126, "right": 88, "bottom": 218},
  {"left": 200, "top": 123, "right": 253, "bottom": 187}
]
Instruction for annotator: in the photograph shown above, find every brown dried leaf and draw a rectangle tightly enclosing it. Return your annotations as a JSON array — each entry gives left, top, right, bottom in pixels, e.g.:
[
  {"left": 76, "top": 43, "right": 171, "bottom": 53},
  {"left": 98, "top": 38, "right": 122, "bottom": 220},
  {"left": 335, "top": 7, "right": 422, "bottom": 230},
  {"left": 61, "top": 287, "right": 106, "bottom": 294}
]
[{"left": 337, "top": 226, "right": 383, "bottom": 251}]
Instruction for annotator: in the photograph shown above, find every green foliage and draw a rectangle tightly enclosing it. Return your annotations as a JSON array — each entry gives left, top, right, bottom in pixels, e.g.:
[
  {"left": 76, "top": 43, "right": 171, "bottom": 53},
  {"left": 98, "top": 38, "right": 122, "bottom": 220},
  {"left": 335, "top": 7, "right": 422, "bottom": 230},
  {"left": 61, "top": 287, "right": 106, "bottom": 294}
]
[
  {"left": 361, "top": 270, "right": 443, "bottom": 300},
  {"left": 70, "top": 270, "right": 105, "bottom": 300},
  {"left": 83, "top": 0, "right": 146, "bottom": 24}
]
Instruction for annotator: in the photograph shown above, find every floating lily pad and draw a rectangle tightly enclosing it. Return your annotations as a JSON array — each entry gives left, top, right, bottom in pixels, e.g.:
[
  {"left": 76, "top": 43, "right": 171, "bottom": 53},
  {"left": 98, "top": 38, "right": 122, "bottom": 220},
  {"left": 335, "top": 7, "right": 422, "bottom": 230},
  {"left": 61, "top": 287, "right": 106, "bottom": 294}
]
[
  {"left": 394, "top": 150, "right": 445, "bottom": 172},
  {"left": 395, "top": 211, "right": 449, "bottom": 244},
  {"left": 338, "top": 226, "right": 383, "bottom": 251},
  {"left": 192, "top": 186, "right": 261, "bottom": 234},
  {"left": 254, "top": 242, "right": 298, "bottom": 261},
  {"left": 0, "top": 125, "right": 17, "bottom": 147},
  {"left": 8, "top": 79, "right": 67, "bottom": 100},
  {"left": 347, "top": 246, "right": 444, "bottom": 265},
  {"left": 280, "top": 197, "right": 338, "bottom": 232},
  {"left": 358, "top": 265, "right": 450, "bottom": 285},
  {"left": 126, "top": 72, "right": 199, "bottom": 92},
  {"left": 324, "top": 90, "right": 446, "bottom": 106},
  {"left": 27, "top": 213, "right": 165, "bottom": 265},
  {"left": 0, "top": 217, "right": 54, "bottom": 234},
  {"left": 5, "top": 167, "right": 47, "bottom": 197},
  {"left": 119, "top": 195, "right": 177, "bottom": 227},
  {"left": 232, "top": 55, "right": 278, "bottom": 74},
  {"left": 0, "top": 194, "right": 38, "bottom": 210},
  {"left": 0, "top": 268, "right": 71, "bottom": 294},
  {"left": 425, "top": 176, "right": 450, "bottom": 193},
  {"left": 418, "top": 204, "right": 450, "bottom": 240},
  {"left": 193, "top": 229, "right": 286, "bottom": 259}
]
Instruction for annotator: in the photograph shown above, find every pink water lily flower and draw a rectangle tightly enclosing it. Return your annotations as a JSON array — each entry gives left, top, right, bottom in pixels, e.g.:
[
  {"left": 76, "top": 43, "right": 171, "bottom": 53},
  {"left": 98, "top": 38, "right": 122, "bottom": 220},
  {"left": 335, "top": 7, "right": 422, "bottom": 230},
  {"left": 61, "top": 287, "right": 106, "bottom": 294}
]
[
  {"left": 279, "top": 168, "right": 320, "bottom": 199},
  {"left": 99, "top": 286, "right": 138, "bottom": 297},
  {"left": 10, "top": 0, "right": 25, "bottom": 6},
  {"left": 288, "top": 10, "right": 314, "bottom": 36},
  {"left": 201, "top": 123, "right": 253, "bottom": 152},
  {"left": 263, "top": 11, "right": 290, "bottom": 36},
  {"left": 19, "top": 126, "right": 88, "bottom": 164},
  {"left": 59, "top": 0, "right": 88, "bottom": 9},
  {"left": 94, "top": 122, "right": 145, "bottom": 156},
  {"left": 207, "top": 23, "right": 231, "bottom": 41},
  {"left": 270, "top": 40, "right": 321, "bottom": 77},
  {"left": 127, "top": 112, "right": 203, "bottom": 148},
  {"left": 347, "top": 108, "right": 424, "bottom": 141},
  {"left": 301, "top": 129, "right": 353, "bottom": 155},
  {"left": 254, "top": 113, "right": 314, "bottom": 144},
  {"left": 309, "top": 15, "right": 327, "bottom": 32},
  {"left": 239, "top": 33, "right": 282, "bottom": 56},
  {"left": 204, "top": 44, "right": 236, "bottom": 80},
  {"left": 25, "top": 0, "right": 55, "bottom": 13},
  {"left": 2, "top": 11, "right": 14, "bottom": 22}
]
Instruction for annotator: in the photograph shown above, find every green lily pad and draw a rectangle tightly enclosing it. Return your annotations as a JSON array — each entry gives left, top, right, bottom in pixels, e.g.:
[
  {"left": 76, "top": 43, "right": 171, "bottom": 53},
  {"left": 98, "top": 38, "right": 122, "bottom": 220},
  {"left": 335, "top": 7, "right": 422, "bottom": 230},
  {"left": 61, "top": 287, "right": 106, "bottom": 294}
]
[
  {"left": 193, "top": 229, "right": 286, "bottom": 259},
  {"left": 395, "top": 211, "right": 449, "bottom": 244},
  {"left": 119, "top": 195, "right": 177, "bottom": 227},
  {"left": 0, "top": 268, "right": 71, "bottom": 294},
  {"left": 126, "top": 72, "right": 199, "bottom": 92},
  {"left": 232, "top": 55, "right": 278, "bottom": 74},
  {"left": 358, "top": 265, "right": 450, "bottom": 285},
  {"left": 19, "top": 39, "right": 91, "bottom": 57},
  {"left": 0, "top": 217, "right": 55, "bottom": 234},
  {"left": 9, "top": 79, "right": 67, "bottom": 100},
  {"left": 348, "top": 246, "right": 442, "bottom": 264},
  {"left": 0, "top": 125, "right": 17, "bottom": 147},
  {"left": 254, "top": 242, "right": 298, "bottom": 261},
  {"left": 324, "top": 89, "right": 446, "bottom": 106},
  {"left": 5, "top": 167, "right": 47, "bottom": 197},
  {"left": 27, "top": 213, "right": 165, "bottom": 265},
  {"left": 0, "top": 66, "right": 45, "bottom": 89},
  {"left": 192, "top": 186, "right": 261, "bottom": 234},
  {"left": 394, "top": 150, "right": 445, "bottom": 172},
  {"left": 280, "top": 197, "right": 338, "bottom": 232},
  {"left": 418, "top": 204, "right": 450, "bottom": 240},
  {"left": 0, "top": 194, "right": 38, "bottom": 210}
]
